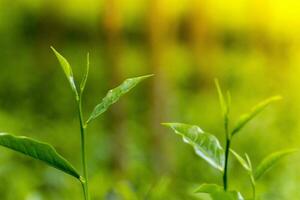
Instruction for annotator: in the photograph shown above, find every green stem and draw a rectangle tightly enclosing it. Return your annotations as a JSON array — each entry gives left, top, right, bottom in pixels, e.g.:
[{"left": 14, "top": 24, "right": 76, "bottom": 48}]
[
  {"left": 223, "top": 138, "right": 230, "bottom": 191},
  {"left": 77, "top": 96, "right": 89, "bottom": 200},
  {"left": 249, "top": 174, "right": 256, "bottom": 200},
  {"left": 223, "top": 116, "right": 230, "bottom": 191},
  {"left": 81, "top": 180, "right": 88, "bottom": 200}
]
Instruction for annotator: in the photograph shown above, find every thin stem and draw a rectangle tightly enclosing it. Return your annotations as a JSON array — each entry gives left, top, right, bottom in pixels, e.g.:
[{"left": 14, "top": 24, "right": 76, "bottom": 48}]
[
  {"left": 223, "top": 138, "right": 230, "bottom": 191},
  {"left": 77, "top": 95, "right": 89, "bottom": 200},
  {"left": 81, "top": 180, "right": 88, "bottom": 200},
  {"left": 223, "top": 115, "right": 230, "bottom": 191},
  {"left": 249, "top": 174, "right": 256, "bottom": 200}
]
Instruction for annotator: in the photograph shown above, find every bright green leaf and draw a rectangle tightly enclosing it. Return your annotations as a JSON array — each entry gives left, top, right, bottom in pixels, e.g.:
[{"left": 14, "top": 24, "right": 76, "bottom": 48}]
[
  {"left": 162, "top": 123, "right": 225, "bottom": 171},
  {"left": 195, "top": 184, "right": 244, "bottom": 200},
  {"left": 215, "top": 79, "right": 229, "bottom": 118},
  {"left": 80, "top": 52, "right": 90, "bottom": 93},
  {"left": 231, "top": 96, "right": 282, "bottom": 136},
  {"left": 254, "top": 149, "right": 297, "bottom": 181},
  {"left": 51, "top": 46, "right": 77, "bottom": 94},
  {"left": 86, "top": 75, "right": 153, "bottom": 124},
  {"left": 230, "top": 149, "right": 251, "bottom": 171},
  {"left": 0, "top": 133, "right": 81, "bottom": 180},
  {"left": 245, "top": 153, "right": 253, "bottom": 169}
]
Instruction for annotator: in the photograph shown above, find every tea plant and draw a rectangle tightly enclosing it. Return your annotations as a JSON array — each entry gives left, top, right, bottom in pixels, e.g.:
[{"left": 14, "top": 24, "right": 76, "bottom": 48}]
[
  {"left": 230, "top": 149, "right": 297, "bottom": 200},
  {"left": 0, "top": 47, "right": 152, "bottom": 200},
  {"left": 162, "top": 79, "right": 295, "bottom": 199}
]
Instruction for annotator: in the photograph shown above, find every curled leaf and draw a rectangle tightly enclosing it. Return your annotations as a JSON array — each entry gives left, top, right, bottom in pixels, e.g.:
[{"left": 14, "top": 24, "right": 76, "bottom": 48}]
[
  {"left": 51, "top": 47, "right": 77, "bottom": 94},
  {"left": 80, "top": 52, "right": 90, "bottom": 93},
  {"left": 162, "top": 123, "right": 224, "bottom": 171},
  {"left": 215, "top": 79, "right": 230, "bottom": 118}
]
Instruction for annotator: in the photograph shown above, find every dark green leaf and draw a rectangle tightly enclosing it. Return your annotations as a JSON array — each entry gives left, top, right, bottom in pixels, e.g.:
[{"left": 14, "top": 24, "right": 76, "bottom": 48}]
[
  {"left": 51, "top": 47, "right": 77, "bottom": 94},
  {"left": 0, "top": 133, "right": 81, "bottom": 180},
  {"left": 195, "top": 184, "right": 244, "bottom": 200},
  {"left": 254, "top": 149, "right": 297, "bottom": 181},
  {"left": 162, "top": 123, "right": 224, "bottom": 171},
  {"left": 87, "top": 75, "right": 153, "bottom": 124},
  {"left": 231, "top": 96, "right": 282, "bottom": 136},
  {"left": 230, "top": 149, "right": 251, "bottom": 171}
]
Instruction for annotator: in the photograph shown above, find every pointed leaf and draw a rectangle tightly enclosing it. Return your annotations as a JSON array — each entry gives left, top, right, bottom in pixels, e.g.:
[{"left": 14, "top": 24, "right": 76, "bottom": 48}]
[
  {"left": 80, "top": 52, "right": 90, "bottom": 93},
  {"left": 51, "top": 47, "right": 77, "bottom": 93},
  {"left": 162, "top": 123, "right": 224, "bottom": 171},
  {"left": 231, "top": 96, "right": 282, "bottom": 136},
  {"left": 195, "top": 184, "right": 244, "bottom": 200},
  {"left": 245, "top": 153, "right": 253, "bottom": 169},
  {"left": 254, "top": 149, "right": 297, "bottom": 181},
  {"left": 215, "top": 79, "right": 229, "bottom": 117},
  {"left": 230, "top": 149, "right": 251, "bottom": 171},
  {"left": 87, "top": 75, "right": 153, "bottom": 124},
  {"left": 0, "top": 133, "right": 81, "bottom": 180}
]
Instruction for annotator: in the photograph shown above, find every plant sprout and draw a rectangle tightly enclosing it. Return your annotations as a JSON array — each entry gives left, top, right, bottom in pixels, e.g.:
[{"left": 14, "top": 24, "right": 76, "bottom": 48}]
[
  {"left": 0, "top": 47, "right": 152, "bottom": 200},
  {"left": 231, "top": 149, "right": 297, "bottom": 200},
  {"left": 162, "top": 79, "right": 284, "bottom": 200}
]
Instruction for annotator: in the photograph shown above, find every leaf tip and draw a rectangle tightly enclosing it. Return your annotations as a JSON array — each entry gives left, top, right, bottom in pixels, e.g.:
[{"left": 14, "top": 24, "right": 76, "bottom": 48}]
[
  {"left": 141, "top": 74, "right": 155, "bottom": 79},
  {"left": 50, "top": 46, "right": 57, "bottom": 54},
  {"left": 214, "top": 78, "right": 220, "bottom": 88},
  {"left": 161, "top": 122, "right": 171, "bottom": 127},
  {"left": 272, "top": 95, "right": 283, "bottom": 101},
  {"left": 284, "top": 148, "right": 299, "bottom": 154}
]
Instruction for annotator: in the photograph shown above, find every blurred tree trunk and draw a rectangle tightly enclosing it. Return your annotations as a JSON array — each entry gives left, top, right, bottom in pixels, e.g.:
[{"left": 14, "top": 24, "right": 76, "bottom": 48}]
[
  {"left": 33, "top": 2, "right": 63, "bottom": 115},
  {"left": 103, "top": 0, "right": 127, "bottom": 173},
  {"left": 188, "top": 0, "right": 215, "bottom": 88},
  {"left": 147, "top": 0, "right": 170, "bottom": 172}
]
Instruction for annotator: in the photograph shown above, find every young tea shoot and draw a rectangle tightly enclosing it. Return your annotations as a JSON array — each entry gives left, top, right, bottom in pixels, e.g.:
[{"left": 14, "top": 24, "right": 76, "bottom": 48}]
[
  {"left": 0, "top": 47, "right": 152, "bottom": 200},
  {"left": 162, "top": 79, "right": 282, "bottom": 200},
  {"left": 231, "top": 149, "right": 297, "bottom": 200}
]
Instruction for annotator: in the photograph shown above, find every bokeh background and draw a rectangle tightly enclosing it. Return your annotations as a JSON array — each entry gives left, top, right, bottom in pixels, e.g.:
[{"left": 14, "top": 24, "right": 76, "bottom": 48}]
[{"left": 0, "top": 0, "right": 300, "bottom": 199}]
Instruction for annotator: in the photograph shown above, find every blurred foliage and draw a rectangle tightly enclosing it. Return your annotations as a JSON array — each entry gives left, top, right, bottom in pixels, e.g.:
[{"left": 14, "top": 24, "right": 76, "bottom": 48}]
[{"left": 0, "top": 0, "right": 299, "bottom": 199}]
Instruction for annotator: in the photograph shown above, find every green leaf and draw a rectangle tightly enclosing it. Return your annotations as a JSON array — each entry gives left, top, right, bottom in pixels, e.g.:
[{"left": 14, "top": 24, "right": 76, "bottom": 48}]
[
  {"left": 86, "top": 75, "right": 153, "bottom": 124},
  {"left": 230, "top": 149, "right": 251, "bottom": 171},
  {"left": 162, "top": 123, "right": 224, "bottom": 171},
  {"left": 80, "top": 52, "right": 90, "bottom": 93},
  {"left": 231, "top": 96, "right": 282, "bottom": 136},
  {"left": 51, "top": 47, "right": 77, "bottom": 94},
  {"left": 215, "top": 79, "right": 229, "bottom": 118},
  {"left": 245, "top": 153, "right": 253, "bottom": 169},
  {"left": 195, "top": 184, "right": 244, "bottom": 200},
  {"left": 254, "top": 149, "right": 297, "bottom": 181},
  {"left": 0, "top": 133, "right": 81, "bottom": 180}
]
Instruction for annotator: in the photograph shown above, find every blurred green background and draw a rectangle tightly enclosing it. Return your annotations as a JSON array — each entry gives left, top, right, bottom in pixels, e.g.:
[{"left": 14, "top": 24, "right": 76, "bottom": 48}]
[{"left": 0, "top": 0, "right": 299, "bottom": 199}]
